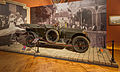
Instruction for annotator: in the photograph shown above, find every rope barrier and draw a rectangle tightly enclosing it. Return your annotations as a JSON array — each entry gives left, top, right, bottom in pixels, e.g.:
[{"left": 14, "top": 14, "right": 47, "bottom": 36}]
[
  {"left": 32, "top": 37, "right": 89, "bottom": 48},
  {"left": 31, "top": 38, "right": 120, "bottom": 48},
  {"left": 24, "top": 37, "right": 116, "bottom": 63},
  {"left": 23, "top": 36, "right": 120, "bottom": 49},
  {"left": 106, "top": 40, "right": 120, "bottom": 43},
  {"left": 106, "top": 41, "right": 113, "bottom": 43}
]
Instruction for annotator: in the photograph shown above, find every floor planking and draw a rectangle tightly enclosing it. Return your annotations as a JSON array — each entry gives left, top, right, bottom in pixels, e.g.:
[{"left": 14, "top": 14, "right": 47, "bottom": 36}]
[{"left": 0, "top": 51, "right": 120, "bottom": 72}]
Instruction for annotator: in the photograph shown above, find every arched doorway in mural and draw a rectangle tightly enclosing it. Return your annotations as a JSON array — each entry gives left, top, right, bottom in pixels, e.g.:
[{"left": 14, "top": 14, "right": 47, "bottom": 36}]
[
  {"left": 98, "top": 6, "right": 106, "bottom": 31},
  {"left": 82, "top": 8, "right": 92, "bottom": 30}
]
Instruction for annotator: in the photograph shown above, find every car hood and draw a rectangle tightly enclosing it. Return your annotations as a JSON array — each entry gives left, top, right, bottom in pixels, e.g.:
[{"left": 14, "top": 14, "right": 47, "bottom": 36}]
[{"left": 61, "top": 28, "right": 83, "bottom": 33}]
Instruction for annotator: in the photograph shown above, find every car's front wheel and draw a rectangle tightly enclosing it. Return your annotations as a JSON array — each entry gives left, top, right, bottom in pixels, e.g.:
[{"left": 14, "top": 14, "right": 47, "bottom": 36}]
[
  {"left": 46, "top": 29, "right": 59, "bottom": 43},
  {"left": 72, "top": 36, "right": 89, "bottom": 53}
]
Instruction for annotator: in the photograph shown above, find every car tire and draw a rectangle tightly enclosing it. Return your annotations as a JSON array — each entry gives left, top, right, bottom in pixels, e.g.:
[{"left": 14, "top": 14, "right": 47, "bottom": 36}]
[
  {"left": 46, "top": 29, "right": 59, "bottom": 43},
  {"left": 72, "top": 36, "right": 89, "bottom": 53}
]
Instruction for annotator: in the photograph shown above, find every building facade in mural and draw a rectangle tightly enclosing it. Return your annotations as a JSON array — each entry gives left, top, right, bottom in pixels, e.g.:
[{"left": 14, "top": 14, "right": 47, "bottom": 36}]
[{"left": 31, "top": 0, "right": 106, "bottom": 31}]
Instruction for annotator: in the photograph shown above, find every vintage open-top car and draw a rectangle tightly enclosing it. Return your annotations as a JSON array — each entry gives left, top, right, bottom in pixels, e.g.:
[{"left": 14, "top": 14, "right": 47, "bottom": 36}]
[{"left": 20, "top": 24, "right": 90, "bottom": 53}]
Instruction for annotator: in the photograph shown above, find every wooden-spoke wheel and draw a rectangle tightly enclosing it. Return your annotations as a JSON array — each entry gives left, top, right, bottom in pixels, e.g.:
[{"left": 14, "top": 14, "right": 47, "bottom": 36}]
[
  {"left": 72, "top": 36, "right": 89, "bottom": 53},
  {"left": 46, "top": 29, "right": 59, "bottom": 43}
]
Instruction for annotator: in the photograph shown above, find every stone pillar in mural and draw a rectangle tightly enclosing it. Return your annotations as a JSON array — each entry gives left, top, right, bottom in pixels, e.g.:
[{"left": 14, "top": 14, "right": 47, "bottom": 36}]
[{"left": 97, "top": 5, "right": 106, "bottom": 31}]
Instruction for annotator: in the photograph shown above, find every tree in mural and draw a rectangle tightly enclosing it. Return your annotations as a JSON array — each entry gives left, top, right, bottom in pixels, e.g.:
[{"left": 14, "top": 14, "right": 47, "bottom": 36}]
[
  {"left": 31, "top": 6, "right": 50, "bottom": 24},
  {"left": 31, "top": 5, "right": 56, "bottom": 24},
  {"left": 74, "top": 10, "right": 81, "bottom": 25},
  {"left": 82, "top": 9, "right": 92, "bottom": 27}
]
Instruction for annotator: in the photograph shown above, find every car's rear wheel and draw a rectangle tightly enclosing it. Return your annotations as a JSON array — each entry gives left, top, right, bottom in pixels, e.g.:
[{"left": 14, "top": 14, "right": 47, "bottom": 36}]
[
  {"left": 46, "top": 29, "right": 59, "bottom": 43},
  {"left": 72, "top": 36, "right": 89, "bottom": 53}
]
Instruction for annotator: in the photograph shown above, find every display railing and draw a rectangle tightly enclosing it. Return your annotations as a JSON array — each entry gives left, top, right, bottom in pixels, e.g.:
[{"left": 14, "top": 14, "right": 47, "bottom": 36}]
[
  {"left": 29, "top": 37, "right": 117, "bottom": 63},
  {"left": 105, "top": 40, "right": 116, "bottom": 63}
]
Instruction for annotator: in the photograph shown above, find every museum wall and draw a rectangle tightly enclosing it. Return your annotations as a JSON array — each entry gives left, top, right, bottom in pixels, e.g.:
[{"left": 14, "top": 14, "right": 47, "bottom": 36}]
[
  {"left": 11, "top": 0, "right": 120, "bottom": 50},
  {"left": 107, "top": 0, "right": 120, "bottom": 50},
  {"left": 13, "top": 0, "right": 81, "bottom": 7}
]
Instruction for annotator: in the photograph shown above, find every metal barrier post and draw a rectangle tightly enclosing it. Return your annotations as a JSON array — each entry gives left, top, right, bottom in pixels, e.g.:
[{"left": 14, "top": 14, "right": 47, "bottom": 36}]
[
  {"left": 36, "top": 46, "right": 40, "bottom": 53},
  {"left": 103, "top": 34, "right": 106, "bottom": 48},
  {"left": 111, "top": 40, "right": 115, "bottom": 63},
  {"left": 36, "top": 41, "right": 40, "bottom": 53}
]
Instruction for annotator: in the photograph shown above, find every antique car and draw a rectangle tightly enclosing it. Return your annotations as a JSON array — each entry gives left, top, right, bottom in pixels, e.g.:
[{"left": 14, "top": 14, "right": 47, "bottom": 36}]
[{"left": 21, "top": 24, "right": 90, "bottom": 53}]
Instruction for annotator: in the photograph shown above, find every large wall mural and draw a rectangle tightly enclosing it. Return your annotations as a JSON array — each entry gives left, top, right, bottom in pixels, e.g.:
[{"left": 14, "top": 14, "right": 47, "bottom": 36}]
[{"left": 31, "top": 0, "right": 106, "bottom": 48}]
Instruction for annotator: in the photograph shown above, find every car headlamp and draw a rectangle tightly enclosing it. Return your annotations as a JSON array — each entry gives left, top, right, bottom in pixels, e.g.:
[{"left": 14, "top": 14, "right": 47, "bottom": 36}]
[{"left": 83, "top": 31, "right": 88, "bottom": 36}]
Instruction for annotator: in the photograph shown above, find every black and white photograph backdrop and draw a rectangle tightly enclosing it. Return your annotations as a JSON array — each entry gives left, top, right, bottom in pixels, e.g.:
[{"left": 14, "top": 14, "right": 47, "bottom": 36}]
[
  {"left": 0, "top": 3, "right": 27, "bottom": 45},
  {"left": 31, "top": 0, "right": 107, "bottom": 48}
]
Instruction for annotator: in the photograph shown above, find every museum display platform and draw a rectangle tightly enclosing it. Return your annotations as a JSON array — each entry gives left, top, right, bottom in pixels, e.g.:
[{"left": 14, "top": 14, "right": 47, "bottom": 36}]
[{"left": 0, "top": 42, "right": 118, "bottom": 68}]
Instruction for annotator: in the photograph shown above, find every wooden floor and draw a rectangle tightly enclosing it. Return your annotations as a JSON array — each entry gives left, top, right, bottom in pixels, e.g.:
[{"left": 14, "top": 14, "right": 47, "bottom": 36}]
[{"left": 0, "top": 50, "right": 119, "bottom": 72}]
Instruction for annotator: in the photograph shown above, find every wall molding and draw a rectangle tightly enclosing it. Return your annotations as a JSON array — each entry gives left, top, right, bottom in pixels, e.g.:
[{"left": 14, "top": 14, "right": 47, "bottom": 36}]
[{"left": 0, "top": 0, "right": 6, "bottom": 4}]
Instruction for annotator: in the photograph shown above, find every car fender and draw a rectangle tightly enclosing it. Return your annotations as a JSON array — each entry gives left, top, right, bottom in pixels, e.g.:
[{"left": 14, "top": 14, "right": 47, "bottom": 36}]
[{"left": 27, "top": 31, "right": 38, "bottom": 38}]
